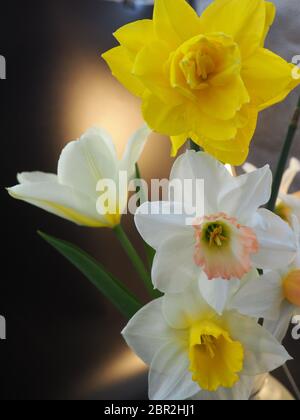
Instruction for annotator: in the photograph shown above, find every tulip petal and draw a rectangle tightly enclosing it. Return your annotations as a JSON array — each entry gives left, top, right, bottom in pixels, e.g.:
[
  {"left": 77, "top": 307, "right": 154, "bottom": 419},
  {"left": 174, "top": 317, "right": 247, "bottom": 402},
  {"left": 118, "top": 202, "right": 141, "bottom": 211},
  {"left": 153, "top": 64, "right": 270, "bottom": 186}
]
[
  {"left": 152, "top": 233, "right": 197, "bottom": 293},
  {"left": 226, "top": 312, "right": 292, "bottom": 375},
  {"left": 119, "top": 124, "right": 151, "bottom": 179},
  {"left": 8, "top": 181, "right": 105, "bottom": 227},
  {"left": 135, "top": 201, "right": 192, "bottom": 249},
  {"left": 122, "top": 298, "right": 177, "bottom": 366},
  {"left": 149, "top": 341, "right": 199, "bottom": 400},
  {"left": 17, "top": 172, "right": 57, "bottom": 184},
  {"left": 242, "top": 48, "right": 300, "bottom": 110},
  {"left": 250, "top": 209, "right": 297, "bottom": 269},
  {"left": 58, "top": 127, "right": 118, "bottom": 200}
]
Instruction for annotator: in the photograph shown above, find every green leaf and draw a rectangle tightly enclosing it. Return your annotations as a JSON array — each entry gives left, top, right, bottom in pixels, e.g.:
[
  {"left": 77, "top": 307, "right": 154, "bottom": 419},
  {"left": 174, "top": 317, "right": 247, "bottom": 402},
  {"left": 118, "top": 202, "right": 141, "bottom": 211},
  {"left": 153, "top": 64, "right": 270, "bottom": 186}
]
[{"left": 38, "top": 231, "right": 142, "bottom": 319}]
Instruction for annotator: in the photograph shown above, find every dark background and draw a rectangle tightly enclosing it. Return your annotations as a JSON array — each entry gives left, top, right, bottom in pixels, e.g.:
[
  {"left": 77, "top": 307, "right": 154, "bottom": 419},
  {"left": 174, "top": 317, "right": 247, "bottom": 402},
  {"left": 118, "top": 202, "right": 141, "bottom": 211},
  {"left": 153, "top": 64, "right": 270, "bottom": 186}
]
[{"left": 0, "top": 0, "right": 299, "bottom": 400}]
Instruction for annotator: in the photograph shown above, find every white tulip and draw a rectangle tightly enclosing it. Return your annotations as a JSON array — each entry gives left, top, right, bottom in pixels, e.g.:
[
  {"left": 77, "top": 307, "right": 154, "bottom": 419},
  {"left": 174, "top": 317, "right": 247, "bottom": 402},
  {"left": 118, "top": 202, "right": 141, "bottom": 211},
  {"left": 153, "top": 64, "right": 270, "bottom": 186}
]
[{"left": 8, "top": 125, "right": 150, "bottom": 228}]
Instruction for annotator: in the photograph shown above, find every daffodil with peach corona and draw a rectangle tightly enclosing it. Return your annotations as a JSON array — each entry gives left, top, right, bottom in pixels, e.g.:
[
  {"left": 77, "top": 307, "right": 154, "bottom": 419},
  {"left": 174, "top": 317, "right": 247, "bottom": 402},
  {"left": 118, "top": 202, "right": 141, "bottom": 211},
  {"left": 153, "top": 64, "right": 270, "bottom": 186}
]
[{"left": 135, "top": 151, "right": 297, "bottom": 309}]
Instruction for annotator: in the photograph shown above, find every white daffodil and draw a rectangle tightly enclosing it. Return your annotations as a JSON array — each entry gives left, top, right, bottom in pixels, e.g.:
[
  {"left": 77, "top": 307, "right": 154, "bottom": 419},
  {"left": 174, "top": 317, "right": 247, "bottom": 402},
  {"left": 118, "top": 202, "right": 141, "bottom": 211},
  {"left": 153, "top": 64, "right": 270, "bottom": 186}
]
[
  {"left": 8, "top": 125, "right": 150, "bottom": 228},
  {"left": 135, "top": 151, "right": 296, "bottom": 300},
  {"left": 244, "top": 158, "right": 300, "bottom": 224},
  {"left": 122, "top": 280, "right": 291, "bottom": 400},
  {"left": 234, "top": 215, "right": 300, "bottom": 342}
]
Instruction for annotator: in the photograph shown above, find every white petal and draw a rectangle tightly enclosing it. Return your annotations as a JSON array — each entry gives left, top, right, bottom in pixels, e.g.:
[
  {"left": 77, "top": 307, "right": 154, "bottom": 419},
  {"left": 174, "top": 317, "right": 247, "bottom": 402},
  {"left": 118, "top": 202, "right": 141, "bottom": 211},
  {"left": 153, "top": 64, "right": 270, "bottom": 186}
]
[
  {"left": 162, "top": 281, "right": 212, "bottom": 329},
  {"left": 281, "top": 157, "right": 300, "bottom": 194},
  {"left": 250, "top": 208, "right": 297, "bottom": 269},
  {"left": 280, "top": 193, "right": 300, "bottom": 222},
  {"left": 170, "top": 151, "right": 233, "bottom": 214},
  {"left": 242, "top": 162, "right": 257, "bottom": 173},
  {"left": 135, "top": 201, "right": 192, "bottom": 249},
  {"left": 194, "top": 375, "right": 254, "bottom": 400},
  {"left": 122, "top": 298, "right": 177, "bottom": 366},
  {"left": 58, "top": 127, "right": 118, "bottom": 200},
  {"left": 198, "top": 271, "right": 240, "bottom": 315},
  {"left": 17, "top": 172, "right": 58, "bottom": 184},
  {"left": 119, "top": 124, "right": 150, "bottom": 179},
  {"left": 226, "top": 312, "right": 292, "bottom": 376},
  {"left": 229, "top": 270, "right": 283, "bottom": 320},
  {"left": 220, "top": 165, "right": 272, "bottom": 223},
  {"left": 264, "top": 301, "right": 295, "bottom": 343},
  {"left": 149, "top": 341, "right": 199, "bottom": 400},
  {"left": 152, "top": 233, "right": 197, "bottom": 293},
  {"left": 7, "top": 180, "right": 105, "bottom": 226}
]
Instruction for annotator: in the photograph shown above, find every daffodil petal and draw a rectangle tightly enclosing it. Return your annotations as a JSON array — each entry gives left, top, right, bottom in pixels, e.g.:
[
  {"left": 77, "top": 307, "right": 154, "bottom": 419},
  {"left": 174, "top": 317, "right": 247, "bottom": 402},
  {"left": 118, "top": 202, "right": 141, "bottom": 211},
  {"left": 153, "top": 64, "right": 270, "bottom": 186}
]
[
  {"left": 170, "top": 150, "right": 233, "bottom": 214},
  {"left": 149, "top": 341, "right": 199, "bottom": 400},
  {"left": 229, "top": 270, "right": 283, "bottom": 320},
  {"left": 198, "top": 271, "right": 240, "bottom": 315},
  {"left": 199, "top": 0, "right": 268, "bottom": 58},
  {"left": 153, "top": 0, "right": 202, "bottom": 48},
  {"left": 162, "top": 281, "right": 211, "bottom": 330},
  {"left": 193, "top": 375, "right": 254, "bottom": 400},
  {"left": 122, "top": 298, "right": 176, "bottom": 366},
  {"left": 226, "top": 312, "right": 292, "bottom": 375},
  {"left": 142, "top": 93, "right": 187, "bottom": 135},
  {"left": 152, "top": 233, "right": 197, "bottom": 293},
  {"left": 135, "top": 201, "right": 192, "bottom": 250},
  {"left": 264, "top": 301, "right": 295, "bottom": 343},
  {"left": 219, "top": 164, "right": 272, "bottom": 223},
  {"left": 242, "top": 48, "right": 300, "bottom": 110},
  {"left": 114, "top": 19, "right": 154, "bottom": 53},
  {"left": 250, "top": 208, "right": 297, "bottom": 269},
  {"left": 102, "top": 46, "right": 145, "bottom": 97}
]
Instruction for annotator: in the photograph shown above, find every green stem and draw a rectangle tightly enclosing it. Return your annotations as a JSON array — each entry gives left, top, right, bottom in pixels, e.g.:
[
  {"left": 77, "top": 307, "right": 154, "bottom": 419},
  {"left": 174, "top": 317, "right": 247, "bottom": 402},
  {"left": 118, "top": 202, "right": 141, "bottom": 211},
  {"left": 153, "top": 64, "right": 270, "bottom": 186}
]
[
  {"left": 267, "top": 96, "right": 300, "bottom": 211},
  {"left": 135, "top": 163, "right": 156, "bottom": 269},
  {"left": 114, "top": 224, "right": 155, "bottom": 297}
]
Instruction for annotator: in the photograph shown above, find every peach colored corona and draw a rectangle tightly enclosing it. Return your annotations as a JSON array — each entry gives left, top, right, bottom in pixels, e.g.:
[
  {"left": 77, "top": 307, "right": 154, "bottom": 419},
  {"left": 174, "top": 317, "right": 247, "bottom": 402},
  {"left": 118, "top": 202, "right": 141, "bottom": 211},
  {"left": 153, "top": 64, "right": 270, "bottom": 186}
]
[{"left": 194, "top": 213, "right": 259, "bottom": 280}]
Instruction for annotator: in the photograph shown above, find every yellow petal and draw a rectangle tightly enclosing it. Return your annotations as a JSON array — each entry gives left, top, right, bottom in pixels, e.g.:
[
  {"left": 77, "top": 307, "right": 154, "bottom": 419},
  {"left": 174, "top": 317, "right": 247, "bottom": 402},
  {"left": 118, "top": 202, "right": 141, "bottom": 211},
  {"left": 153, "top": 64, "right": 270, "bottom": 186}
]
[
  {"left": 102, "top": 46, "right": 145, "bottom": 97},
  {"left": 133, "top": 40, "right": 182, "bottom": 104},
  {"left": 153, "top": 0, "right": 202, "bottom": 48},
  {"left": 261, "top": 2, "right": 276, "bottom": 45},
  {"left": 114, "top": 19, "right": 154, "bottom": 54},
  {"left": 198, "top": 76, "right": 250, "bottom": 120},
  {"left": 188, "top": 105, "right": 238, "bottom": 142},
  {"left": 192, "top": 107, "right": 258, "bottom": 165},
  {"left": 242, "top": 48, "right": 300, "bottom": 110},
  {"left": 170, "top": 133, "right": 188, "bottom": 157},
  {"left": 199, "top": 0, "right": 267, "bottom": 58},
  {"left": 142, "top": 93, "right": 187, "bottom": 135}
]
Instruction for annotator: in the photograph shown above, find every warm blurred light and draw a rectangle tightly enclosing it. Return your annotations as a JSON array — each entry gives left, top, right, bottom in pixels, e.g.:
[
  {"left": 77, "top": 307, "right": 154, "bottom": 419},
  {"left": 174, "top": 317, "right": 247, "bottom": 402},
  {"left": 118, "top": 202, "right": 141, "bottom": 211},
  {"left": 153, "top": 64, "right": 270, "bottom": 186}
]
[
  {"left": 79, "top": 348, "right": 147, "bottom": 397},
  {"left": 60, "top": 59, "right": 144, "bottom": 158}
]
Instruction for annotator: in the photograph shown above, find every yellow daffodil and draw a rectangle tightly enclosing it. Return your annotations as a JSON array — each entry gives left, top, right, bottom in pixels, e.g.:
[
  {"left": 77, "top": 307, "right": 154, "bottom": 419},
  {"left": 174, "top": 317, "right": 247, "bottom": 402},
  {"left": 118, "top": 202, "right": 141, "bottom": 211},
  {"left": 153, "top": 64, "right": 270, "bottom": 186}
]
[{"left": 102, "top": 0, "right": 300, "bottom": 164}]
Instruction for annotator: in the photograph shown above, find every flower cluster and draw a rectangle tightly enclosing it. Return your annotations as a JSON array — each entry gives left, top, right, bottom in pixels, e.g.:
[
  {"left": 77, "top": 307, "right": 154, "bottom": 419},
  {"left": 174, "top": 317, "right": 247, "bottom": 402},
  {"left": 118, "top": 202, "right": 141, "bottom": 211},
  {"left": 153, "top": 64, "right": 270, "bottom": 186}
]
[{"left": 7, "top": 0, "right": 300, "bottom": 401}]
